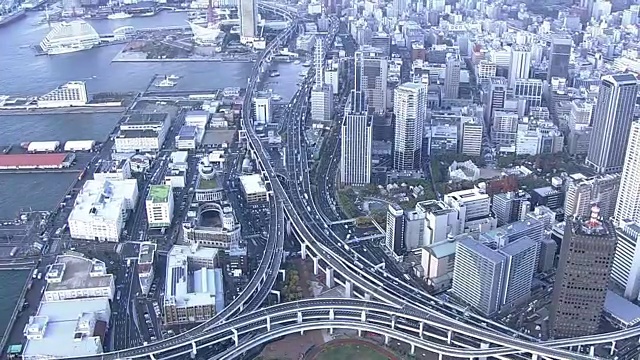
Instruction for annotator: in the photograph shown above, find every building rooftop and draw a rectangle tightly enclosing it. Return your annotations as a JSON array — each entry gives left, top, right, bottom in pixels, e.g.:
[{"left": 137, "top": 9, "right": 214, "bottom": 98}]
[
  {"left": 22, "top": 297, "right": 110, "bottom": 359},
  {"left": 458, "top": 237, "right": 505, "bottom": 263},
  {"left": 122, "top": 112, "right": 168, "bottom": 125},
  {"left": 45, "top": 254, "right": 113, "bottom": 292},
  {"left": 68, "top": 179, "right": 138, "bottom": 225},
  {"left": 165, "top": 245, "right": 220, "bottom": 308},
  {"left": 170, "top": 151, "right": 189, "bottom": 165},
  {"left": 239, "top": 174, "right": 267, "bottom": 195},
  {"left": 604, "top": 291, "right": 640, "bottom": 327},
  {"left": 416, "top": 200, "right": 455, "bottom": 216},
  {"left": 0, "top": 153, "right": 70, "bottom": 167},
  {"left": 198, "top": 177, "right": 218, "bottom": 189},
  {"left": 138, "top": 242, "right": 156, "bottom": 265},
  {"left": 499, "top": 236, "right": 536, "bottom": 256},
  {"left": 147, "top": 185, "right": 171, "bottom": 203},
  {"left": 425, "top": 236, "right": 461, "bottom": 258}
]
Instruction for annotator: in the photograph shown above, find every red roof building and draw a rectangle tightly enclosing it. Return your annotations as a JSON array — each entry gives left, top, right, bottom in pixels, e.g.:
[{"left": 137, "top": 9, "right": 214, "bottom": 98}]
[{"left": 0, "top": 153, "right": 73, "bottom": 170}]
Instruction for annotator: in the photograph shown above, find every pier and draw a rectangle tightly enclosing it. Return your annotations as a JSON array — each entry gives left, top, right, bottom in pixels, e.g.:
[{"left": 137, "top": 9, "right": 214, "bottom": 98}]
[{"left": 0, "top": 106, "right": 125, "bottom": 116}]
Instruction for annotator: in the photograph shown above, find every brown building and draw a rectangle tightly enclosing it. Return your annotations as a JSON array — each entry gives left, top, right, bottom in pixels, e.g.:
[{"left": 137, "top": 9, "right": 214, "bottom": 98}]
[{"left": 549, "top": 206, "right": 618, "bottom": 338}]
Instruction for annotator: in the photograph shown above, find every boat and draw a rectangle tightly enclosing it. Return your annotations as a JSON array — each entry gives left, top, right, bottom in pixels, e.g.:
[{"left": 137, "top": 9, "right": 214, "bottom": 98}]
[
  {"left": 302, "top": 60, "right": 312, "bottom": 67},
  {"left": 272, "top": 94, "right": 282, "bottom": 101},
  {"left": 293, "top": 59, "right": 301, "bottom": 65},
  {"left": 39, "top": 20, "right": 101, "bottom": 55},
  {"left": 155, "top": 79, "right": 177, "bottom": 87},
  {"left": 107, "top": 12, "right": 132, "bottom": 20},
  {"left": 269, "top": 70, "right": 280, "bottom": 77},
  {"left": 0, "top": 9, "right": 26, "bottom": 27},
  {"left": 166, "top": 74, "right": 180, "bottom": 80},
  {"left": 138, "top": 11, "right": 155, "bottom": 17}
]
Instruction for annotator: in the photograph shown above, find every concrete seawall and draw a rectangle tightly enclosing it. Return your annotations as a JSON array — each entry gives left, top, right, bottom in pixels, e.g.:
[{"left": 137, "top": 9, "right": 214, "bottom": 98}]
[
  {"left": 0, "top": 106, "right": 125, "bottom": 116},
  {"left": 0, "top": 269, "right": 33, "bottom": 355}
]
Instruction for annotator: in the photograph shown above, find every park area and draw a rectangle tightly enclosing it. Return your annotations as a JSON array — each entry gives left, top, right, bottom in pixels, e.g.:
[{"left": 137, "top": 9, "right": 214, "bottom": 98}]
[{"left": 307, "top": 339, "right": 400, "bottom": 360}]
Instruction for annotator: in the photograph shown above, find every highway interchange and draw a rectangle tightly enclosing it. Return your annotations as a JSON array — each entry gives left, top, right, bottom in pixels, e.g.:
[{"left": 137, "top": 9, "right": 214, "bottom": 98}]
[{"left": 60, "top": 3, "right": 640, "bottom": 360}]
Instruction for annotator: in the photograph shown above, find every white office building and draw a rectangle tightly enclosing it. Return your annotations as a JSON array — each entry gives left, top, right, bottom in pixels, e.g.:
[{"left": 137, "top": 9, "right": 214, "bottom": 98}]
[
  {"left": 416, "top": 200, "right": 460, "bottom": 246},
  {"left": 93, "top": 159, "right": 132, "bottom": 182},
  {"left": 508, "top": 45, "right": 532, "bottom": 89},
  {"left": 340, "top": 112, "right": 373, "bottom": 186},
  {"left": 68, "top": 179, "right": 138, "bottom": 242},
  {"left": 444, "top": 188, "right": 496, "bottom": 234},
  {"left": 461, "top": 117, "right": 483, "bottom": 157},
  {"left": 612, "top": 221, "right": 640, "bottom": 301},
  {"left": 616, "top": 121, "right": 640, "bottom": 223},
  {"left": 443, "top": 53, "right": 461, "bottom": 99},
  {"left": 310, "top": 87, "right": 333, "bottom": 126},
  {"left": 38, "top": 81, "right": 88, "bottom": 108},
  {"left": 146, "top": 185, "right": 174, "bottom": 229},
  {"left": 254, "top": 94, "right": 272, "bottom": 124},
  {"left": 114, "top": 113, "right": 171, "bottom": 154},
  {"left": 43, "top": 254, "right": 115, "bottom": 302},
  {"left": 324, "top": 59, "right": 340, "bottom": 95},
  {"left": 394, "top": 82, "right": 427, "bottom": 171},
  {"left": 238, "top": 0, "right": 257, "bottom": 43},
  {"left": 138, "top": 242, "right": 156, "bottom": 296}
]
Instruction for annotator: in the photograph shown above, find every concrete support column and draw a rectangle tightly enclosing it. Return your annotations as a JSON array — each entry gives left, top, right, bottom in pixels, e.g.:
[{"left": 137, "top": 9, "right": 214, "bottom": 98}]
[
  {"left": 191, "top": 342, "right": 197, "bottom": 359},
  {"left": 270, "top": 289, "right": 281, "bottom": 303},
  {"left": 326, "top": 267, "right": 334, "bottom": 288},
  {"left": 438, "top": 354, "right": 443, "bottom": 360},
  {"left": 391, "top": 315, "right": 396, "bottom": 329},
  {"left": 419, "top": 322, "right": 424, "bottom": 339},
  {"left": 361, "top": 310, "right": 366, "bottom": 322},
  {"left": 611, "top": 341, "right": 617, "bottom": 356},
  {"left": 447, "top": 330, "right": 452, "bottom": 344},
  {"left": 329, "top": 308, "right": 335, "bottom": 320},
  {"left": 313, "top": 257, "right": 319, "bottom": 275},
  {"left": 478, "top": 342, "right": 489, "bottom": 360},
  {"left": 410, "top": 344, "right": 415, "bottom": 355},
  {"left": 344, "top": 280, "right": 352, "bottom": 298},
  {"left": 297, "top": 311, "right": 303, "bottom": 323},
  {"left": 590, "top": 346, "right": 595, "bottom": 357},
  {"left": 301, "top": 242, "right": 307, "bottom": 259},
  {"left": 266, "top": 316, "right": 271, "bottom": 331},
  {"left": 150, "top": 354, "right": 156, "bottom": 360},
  {"left": 232, "top": 329, "right": 239, "bottom": 347},
  {"left": 358, "top": 329, "right": 362, "bottom": 337},
  {"left": 364, "top": 293, "right": 371, "bottom": 300},
  {"left": 531, "top": 355, "right": 538, "bottom": 360},
  {"left": 384, "top": 335, "right": 390, "bottom": 345},
  {"left": 286, "top": 219, "right": 292, "bottom": 236},
  {"left": 279, "top": 269, "right": 286, "bottom": 281},
  {"left": 329, "top": 327, "right": 334, "bottom": 335}
]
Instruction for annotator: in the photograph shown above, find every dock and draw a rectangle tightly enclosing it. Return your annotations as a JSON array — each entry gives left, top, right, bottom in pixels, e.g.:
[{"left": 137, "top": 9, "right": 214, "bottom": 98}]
[
  {"left": 0, "top": 106, "right": 126, "bottom": 116},
  {"left": 0, "top": 267, "right": 33, "bottom": 354}
]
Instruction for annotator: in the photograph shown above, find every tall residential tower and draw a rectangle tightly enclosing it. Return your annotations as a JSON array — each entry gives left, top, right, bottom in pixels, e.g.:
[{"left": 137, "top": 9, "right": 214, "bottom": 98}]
[{"left": 393, "top": 82, "right": 426, "bottom": 171}]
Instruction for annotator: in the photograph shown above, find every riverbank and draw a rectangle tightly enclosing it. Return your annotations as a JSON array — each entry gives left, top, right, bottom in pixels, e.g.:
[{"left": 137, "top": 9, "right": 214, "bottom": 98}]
[{"left": 0, "top": 106, "right": 126, "bottom": 116}]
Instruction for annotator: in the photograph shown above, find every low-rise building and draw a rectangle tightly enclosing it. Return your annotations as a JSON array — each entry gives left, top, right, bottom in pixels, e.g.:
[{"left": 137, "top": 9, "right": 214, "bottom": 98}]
[
  {"left": 138, "top": 242, "right": 156, "bottom": 296},
  {"left": 239, "top": 174, "right": 268, "bottom": 204},
  {"left": 68, "top": 179, "right": 138, "bottom": 242},
  {"left": 114, "top": 113, "right": 170, "bottom": 153},
  {"left": 182, "top": 201, "right": 241, "bottom": 249},
  {"left": 421, "top": 236, "right": 458, "bottom": 291},
  {"left": 43, "top": 253, "right": 115, "bottom": 302},
  {"left": 163, "top": 245, "right": 224, "bottom": 325},
  {"left": 93, "top": 159, "right": 132, "bottom": 181}
]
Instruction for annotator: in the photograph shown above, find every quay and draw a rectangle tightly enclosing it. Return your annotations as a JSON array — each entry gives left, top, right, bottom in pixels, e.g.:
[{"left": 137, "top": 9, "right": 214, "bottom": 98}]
[
  {"left": 0, "top": 106, "right": 126, "bottom": 116},
  {"left": 0, "top": 168, "right": 81, "bottom": 175},
  {"left": 111, "top": 57, "right": 255, "bottom": 63},
  {"left": 0, "top": 267, "right": 34, "bottom": 354}
]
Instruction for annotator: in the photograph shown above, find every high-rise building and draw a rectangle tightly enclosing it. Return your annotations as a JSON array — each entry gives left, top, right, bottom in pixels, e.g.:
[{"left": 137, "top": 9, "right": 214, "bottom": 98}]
[
  {"left": 238, "top": 0, "right": 257, "bottom": 42},
  {"left": 356, "top": 47, "right": 388, "bottom": 115},
  {"left": 253, "top": 93, "right": 272, "bottom": 124},
  {"left": 508, "top": 45, "right": 532, "bottom": 89},
  {"left": 549, "top": 207, "right": 618, "bottom": 338},
  {"left": 461, "top": 117, "right": 483, "bottom": 156},
  {"left": 586, "top": 74, "right": 638, "bottom": 174},
  {"left": 492, "top": 191, "right": 530, "bottom": 226},
  {"left": 385, "top": 204, "right": 405, "bottom": 259},
  {"left": 340, "top": 63, "right": 373, "bottom": 186},
  {"left": 611, "top": 221, "right": 640, "bottom": 300},
  {"left": 514, "top": 78, "right": 543, "bottom": 108},
  {"left": 564, "top": 173, "right": 620, "bottom": 220},
  {"left": 311, "top": 39, "right": 333, "bottom": 126},
  {"left": 393, "top": 82, "right": 426, "bottom": 171},
  {"left": 146, "top": 185, "right": 174, "bottom": 229},
  {"left": 616, "top": 122, "right": 640, "bottom": 223},
  {"left": 483, "top": 77, "right": 507, "bottom": 127},
  {"left": 443, "top": 53, "right": 461, "bottom": 99},
  {"left": 547, "top": 35, "right": 572, "bottom": 82}
]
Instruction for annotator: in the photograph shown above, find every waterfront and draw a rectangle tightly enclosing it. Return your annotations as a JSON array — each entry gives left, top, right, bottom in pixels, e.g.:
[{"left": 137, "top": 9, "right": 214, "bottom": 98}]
[{"left": 0, "top": 271, "right": 30, "bottom": 337}]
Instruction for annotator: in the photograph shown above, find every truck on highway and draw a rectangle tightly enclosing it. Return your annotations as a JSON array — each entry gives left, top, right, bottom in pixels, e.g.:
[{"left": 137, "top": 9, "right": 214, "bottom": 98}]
[
  {"left": 10, "top": 246, "right": 18, "bottom": 257},
  {"left": 32, "top": 269, "right": 38, "bottom": 279}
]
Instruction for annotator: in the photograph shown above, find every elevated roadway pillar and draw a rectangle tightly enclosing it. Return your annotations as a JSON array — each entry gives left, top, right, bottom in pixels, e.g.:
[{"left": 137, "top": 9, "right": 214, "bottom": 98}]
[
  {"left": 611, "top": 341, "right": 617, "bottom": 356},
  {"left": 364, "top": 293, "right": 371, "bottom": 300},
  {"left": 313, "top": 257, "right": 319, "bottom": 275},
  {"left": 361, "top": 310, "right": 366, "bottom": 322},
  {"left": 477, "top": 342, "right": 489, "bottom": 360},
  {"left": 531, "top": 355, "right": 538, "bottom": 360},
  {"left": 419, "top": 322, "right": 424, "bottom": 338},
  {"left": 590, "top": 347, "right": 595, "bottom": 357},
  {"left": 447, "top": 330, "right": 452, "bottom": 344},
  {"left": 279, "top": 269, "right": 286, "bottom": 281},
  {"left": 326, "top": 267, "right": 334, "bottom": 287},
  {"left": 286, "top": 220, "right": 292, "bottom": 236},
  {"left": 329, "top": 308, "right": 335, "bottom": 320},
  {"left": 270, "top": 289, "right": 281, "bottom": 302},
  {"left": 301, "top": 242, "right": 307, "bottom": 259},
  {"left": 410, "top": 344, "right": 415, "bottom": 355},
  {"left": 232, "top": 329, "right": 239, "bottom": 346},
  {"left": 390, "top": 315, "right": 396, "bottom": 329},
  {"left": 438, "top": 354, "right": 443, "bottom": 360},
  {"left": 357, "top": 329, "right": 362, "bottom": 337},
  {"left": 150, "top": 354, "right": 156, "bottom": 360},
  {"left": 191, "top": 342, "right": 197, "bottom": 358},
  {"left": 266, "top": 315, "right": 271, "bottom": 331},
  {"left": 344, "top": 280, "right": 352, "bottom": 298},
  {"left": 384, "top": 335, "right": 390, "bottom": 345}
]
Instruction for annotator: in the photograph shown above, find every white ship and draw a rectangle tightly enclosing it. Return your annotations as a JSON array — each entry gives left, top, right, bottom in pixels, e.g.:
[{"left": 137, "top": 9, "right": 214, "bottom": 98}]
[
  {"left": 155, "top": 79, "right": 177, "bottom": 87},
  {"left": 40, "top": 20, "right": 101, "bottom": 55},
  {"left": 272, "top": 94, "right": 282, "bottom": 101},
  {"left": 107, "top": 12, "right": 132, "bottom": 20},
  {"left": 166, "top": 74, "right": 180, "bottom": 80}
]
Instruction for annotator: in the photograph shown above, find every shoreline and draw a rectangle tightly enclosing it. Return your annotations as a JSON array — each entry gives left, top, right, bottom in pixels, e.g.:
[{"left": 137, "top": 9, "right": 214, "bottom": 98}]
[{"left": 0, "top": 106, "right": 126, "bottom": 116}]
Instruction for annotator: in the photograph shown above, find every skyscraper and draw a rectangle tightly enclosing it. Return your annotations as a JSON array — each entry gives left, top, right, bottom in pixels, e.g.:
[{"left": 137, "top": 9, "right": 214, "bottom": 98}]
[
  {"left": 508, "top": 44, "right": 532, "bottom": 89},
  {"left": 586, "top": 74, "right": 638, "bottom": 174},
  {"left": 549, "top": 207, "right": 618, "bottom": 338},
  {"left": 393, "top": 82, "right": 426, "bottom": 171},
  {"left": 356, "top": 47, "right": 388, "bottom": 115},
  {"left": 615, "top": 121, "right": 640, "bottom": 223},
  {"left": 564, "top": 173, "right": 620, "bottom": 220},
  {"left": 238, "top": 0, "right": 257, "bottom": 42},
  {"left": 483, "top": 77, "right": 507, "bottom": 127},
  {"left": 547, "top": 35, "right": 572, "bottom": 82},
  {"left": 310, "top": 38, "right": 333, "bottom": 125},
  {"left": 443, "top": 53, "right": 461, "bottom": 99},
  {"left": 385, "top": 204, "right": 405, "bottom": 259}
]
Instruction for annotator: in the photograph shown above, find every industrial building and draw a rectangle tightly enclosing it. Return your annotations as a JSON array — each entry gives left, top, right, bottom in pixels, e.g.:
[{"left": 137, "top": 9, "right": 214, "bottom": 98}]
[
  {"left": 239, "top": 174, "right": 268, "bottom": 204},
  {"left": 163, "top": 245, "right": 224, "bottom": 325},
  {"left": 68, "top": 179, "right": 138, "bottom": 242},
  {"left": 146, "top": 185, "right": 174, "bottom": 229},
  {"left": 64, "top": 140, "right": 95, "bottom": 152},
  {"left": 0, "top": 153, "right": 74, "bottom": 170},
  {"left": 27, "top": 141, "right": 61, "bottom": 153},
  {"left": 114, "top": 113, "right": 171, "bottom": 154}
]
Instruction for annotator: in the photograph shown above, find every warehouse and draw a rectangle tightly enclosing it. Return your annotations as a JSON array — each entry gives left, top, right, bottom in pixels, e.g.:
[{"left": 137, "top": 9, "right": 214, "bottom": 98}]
[
  {"left": 27, "top": 141, "right": 60, "bottom": 153},
  {"left": 64, "top": 140, "right": 95, "bottom": 152},
  {"left": 0, "top": 153, "right": 74, "bottom": 170}
]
